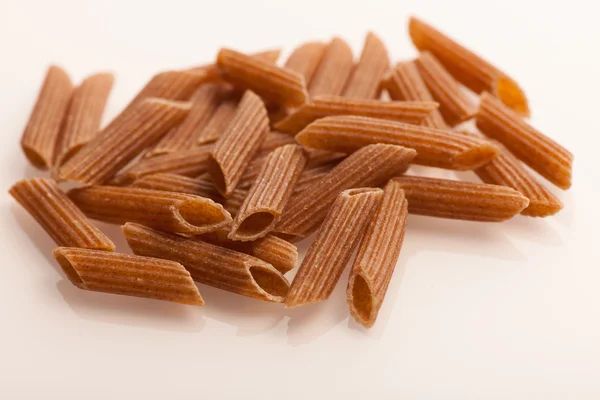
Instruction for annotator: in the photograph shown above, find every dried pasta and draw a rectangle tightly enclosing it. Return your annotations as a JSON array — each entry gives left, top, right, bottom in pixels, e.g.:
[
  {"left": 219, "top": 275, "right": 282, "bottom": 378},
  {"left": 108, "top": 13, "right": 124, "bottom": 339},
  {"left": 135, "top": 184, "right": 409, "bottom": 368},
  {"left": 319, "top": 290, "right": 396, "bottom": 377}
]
[
  {"left": 196, "top": 89, "right": 240, "bottom": 145},
  {"left": 342, "top": 32, "right": 390, "bottom": 99},
  {"left": 54, "top": 247, "right": 204, "bottom": 305},
  {"left": 9, "top": 178, "right": 114, "bottom": 251},
  {"left": 132, "top": 173, "right": 223, "bottom": 202},
  {"left": 285, "top": 188, "right": 382, "bottom": 308},
  {"left": 284, "top": 42, "right": 327, "bottom": 84},
  {"left": 308, "top": 37, "right": 354, "bottom": 96}
]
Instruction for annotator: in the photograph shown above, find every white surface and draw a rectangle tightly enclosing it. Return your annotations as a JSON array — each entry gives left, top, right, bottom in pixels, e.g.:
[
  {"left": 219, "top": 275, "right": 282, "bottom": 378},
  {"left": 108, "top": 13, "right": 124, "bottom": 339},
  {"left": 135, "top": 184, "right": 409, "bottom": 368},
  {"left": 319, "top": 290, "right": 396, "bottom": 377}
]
[{"left": 1, "top": 0, "right": 599, "bottom": 398}]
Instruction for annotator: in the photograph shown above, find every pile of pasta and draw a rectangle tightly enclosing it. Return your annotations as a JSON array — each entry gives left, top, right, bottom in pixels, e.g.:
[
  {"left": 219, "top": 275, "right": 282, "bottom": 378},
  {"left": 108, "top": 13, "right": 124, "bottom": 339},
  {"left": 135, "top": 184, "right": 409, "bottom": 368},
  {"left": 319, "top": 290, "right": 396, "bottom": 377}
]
[{"left": 10, "top": 17, "right": 573, "bottom": 328}]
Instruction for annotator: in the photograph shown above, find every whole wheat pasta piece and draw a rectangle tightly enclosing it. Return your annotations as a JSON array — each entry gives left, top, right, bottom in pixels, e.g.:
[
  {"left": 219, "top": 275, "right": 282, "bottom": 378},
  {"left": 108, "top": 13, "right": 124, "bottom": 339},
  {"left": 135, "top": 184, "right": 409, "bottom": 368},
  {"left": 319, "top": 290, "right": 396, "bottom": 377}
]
[
  {"left": 68, "top": 186, "right": 232, "bottom": 235},
  {"left": 347, "top": 181, "right": 407, "bottom": 327},
  {"left": 297, "top": 115, "right": 498, "bottom": 170},
  {"left": 342, "top": 32, "right": 390, "bottom": 99},
  {"left": 224, "top": 188, "right": 248, "bottom": 217},
  {"left": 21, "top": 65, "right": 74, "bottom": 169},
  {"left": 275, "top": 95, "right": 438, "bottom": 134},
  {"left": 409, "top": 16, "right": 529, "bottom": 116},
  {"left": 132, "top": 173, "right": 224, "bottom": 202},
  {"left": 187, "top": 49, "right": 282, "bottom": 78},
  {"left": 123, "top": 223, "right": 290, "bottom": 302},
  {"left": 293, "top": 163, "right": 335, "bottom": 194},
  {"left": 54, "top": 72, "right": 114, "bottom": 167},
  {"left": 381, "top": 61, "right": 448, "bottom": 129},
  {"left": 208, "top": 91, "right": 270, "bottom": 197},
  {"left": 257, "top": 131, "right": 297, "bottom": 155},
  {"left": 415, "top": 51, "right": 476, "bottom": 126},
  {"left": 54, "top": 247, "right": 204, "bottom": 305},
  {"left": 475, "top": 146, "right": 563, "bottom": 217},
  {"left": 285, "top": 188, "right": 383, "bottom": 308},
  {"left": 198, "top": 230, "right": 297, "bottom": 274},
  {"left": 9, "top": 178, "right": 114, "bottom": 251},
  {"left": 217, "top": 49, "right": 307, "bottom": 107},
  {"left": 123, "top": 70, "right": 208, "bottom": 114},
  {"left": 229, "top": 144, "right": 307, "bottom": 241},
  {"left": 284, "top": 42, "right": 327, "bottom": 84},
  {"left": 477, "top": 93, "right": 573, "bottom": 189},
  {"left": 308, "top": 37, "right": 354, "bottom": 97},
  {"left": 58, "top": 99, "right": 190, "bottom": 185},
  {"left": 275, "top": 144, "right": 416, "bottom": 238},
  {"left": 145, "top": 84, "right": 225, "bottom": 157},
  {"left": 392, "top": 176, "right": 529, "bottom": 221},
  {"left": 116, "top": 144, "right": 214, "bottom": 184},
  {"left": 196, "top": 89, "right": 241, "bottom": 145},
  {"left": 304, "top": 148, "right": 346, "bottom": 167}
]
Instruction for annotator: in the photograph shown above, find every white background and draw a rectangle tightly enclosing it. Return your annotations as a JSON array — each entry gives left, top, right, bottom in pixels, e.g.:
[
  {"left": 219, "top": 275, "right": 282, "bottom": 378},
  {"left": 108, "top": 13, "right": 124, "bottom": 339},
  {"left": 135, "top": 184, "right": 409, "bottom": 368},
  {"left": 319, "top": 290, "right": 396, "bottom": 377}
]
[{"left": 1, "top": 0, "right": 599, "bottom": 398}]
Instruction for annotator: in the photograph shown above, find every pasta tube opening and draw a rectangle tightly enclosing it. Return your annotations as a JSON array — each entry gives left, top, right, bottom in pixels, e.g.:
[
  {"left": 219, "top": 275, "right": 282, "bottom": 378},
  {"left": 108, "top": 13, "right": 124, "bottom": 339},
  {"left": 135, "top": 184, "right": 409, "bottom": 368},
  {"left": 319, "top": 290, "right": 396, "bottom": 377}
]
[
  {"left": 236, "top": 212, "right": 277, "bottom": 239},
  {"left": 349, "top": 273, "right": 373, "bottom": 325},
  {"left": 54, "top": 252, "right": 85, "bottom": 288},
  {"left": 249, "top": 265, "right": 290, "bottom": 299}
]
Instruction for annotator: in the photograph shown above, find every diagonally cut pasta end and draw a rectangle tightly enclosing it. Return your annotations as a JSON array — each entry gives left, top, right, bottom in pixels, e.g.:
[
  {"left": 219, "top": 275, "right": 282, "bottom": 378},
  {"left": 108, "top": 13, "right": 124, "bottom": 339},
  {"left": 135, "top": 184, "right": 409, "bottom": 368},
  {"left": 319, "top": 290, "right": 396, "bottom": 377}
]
[
  {"left": 21, "top": 144, "right": 48, "bottom": 170},
  {"left": 176, "top": 198, "right": 233, "bottom": 234},
  {"left": 248, "top": 265, "right": 290, "bottom": 303},
  {"left": 521, "top": 197, "right": 563, "bottom": 218},
  {"left": 494, "top": 77, "right": 530, "bottom": 118},
  {"left": 452, "top": 140, "right": 499, "bottom": 170},
  {"left": 347, "top": 272, "right": 375, "bottom": 328},
  {"left": 229, "top": 211, "right": 278, "bottom": 242},
  {"left": 207, "top": 156, "right": 228, "bottom": 196},
  {"left": 53, "top": 248, "right": 86, "bottom": 289}
]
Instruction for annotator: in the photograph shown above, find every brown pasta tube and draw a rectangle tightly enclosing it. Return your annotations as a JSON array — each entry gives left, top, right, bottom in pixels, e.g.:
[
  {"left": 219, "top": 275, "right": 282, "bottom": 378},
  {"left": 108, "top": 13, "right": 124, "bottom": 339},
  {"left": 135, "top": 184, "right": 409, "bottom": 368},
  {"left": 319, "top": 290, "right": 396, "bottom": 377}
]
[
  {"left": 408, "top": 17, "right": 530, "bottom": 116},
  {"left": 275, "top": 95, "right": 438, "bottom": 134},
  {"left": 21, "top": 65, "right": 74, "bottom": 169},
  {"left": 196, "top": 89, "right": 240, "bottom": 145},
  {"left": 68, "top": 186, "right": 232, "bottom": 235},
  {"left": 476, "top": 93, "right": 573, "bottom": 189},
  {"left": 284, "top": 42, "right": 327, "bottom": 85},
  {"left": 198, "top": 230, "right": 298, "bottom": 274},
  {"left": 296, "top": 115, "right": 498, "bottom": 170},
  {"left": 123, "top": 223, "right": 290, "bottom": 302},
  {"left": 58, "top": 98, "right": 190, "bottom": 185},
  {"left": 342, "top": 32, "right": 390, "bottom": 99},
  {"left": 475, "top": 147, "right": 563, "bottom": 217},
  {"left": 54, "top": 72, "right": 114, "bottom": 166},
  {"left": 118, "top": 144, "right": 214, "bottom": 184},
  {"left": 293, "top": 163, "right": 335, "bottom": 194},
  {"left": 275, "top": 144, "right": 416, "bottom": 238},
  {"left": 9, "top": 178, "right": 114, "bottom": 251},
  {"left": 285, "top": 188, "right": 383, "bottom": 308},
  {"left": 145, "top": 83, "right": 225, "bottom": 157},
  {"left": 258, "top": 131, "right": 297, "bottom": 154},
  {"left": 308, "top": 37, "right": 354, "bottom": 96},
  {"left": 229, "top": 144, "right": 307, "bottom": 241},
  {"left": 217, "top": 48, "right": 308, "bottom": 107},
  {"left": 207, "top": 91, "right": 269, "bottom": 197},
  {"left": 187, "top": 49, "right": 282, "bottom": 79},
  {"left": 304, "top": 148, "right": 347, "bottom": 167},
  {"left": 54, "top": 247, "right": 204, "bottom": 306},
  {"left": 392, "top": 176, "right": 529, "bottom": 221},
  {"left": 131, "top": 173, "right": 223, "bottom": 202},
  {"left": 381, "top": 61, "right": 448, "bottom": 129},
  {"left": 415, "top": 51, "right": 476, "bottom": 126},
  {"left": 347, "top": 180, "right": 407, "bottom": 328}
]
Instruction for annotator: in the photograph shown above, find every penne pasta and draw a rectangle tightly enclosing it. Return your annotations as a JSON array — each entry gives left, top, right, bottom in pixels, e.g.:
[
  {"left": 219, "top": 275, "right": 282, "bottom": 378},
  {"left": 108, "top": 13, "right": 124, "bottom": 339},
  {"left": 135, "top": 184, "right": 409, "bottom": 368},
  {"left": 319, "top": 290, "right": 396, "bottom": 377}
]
[
  {"left": 392, "top": 176, "right": 529, "bottom": 221},
  {"left": 196, "top": 89, "right": 240, "bottom": 145},
  {"left": 117, "top": 144, "right": 214, "bottom": 184},
  {"left": 229, "top": 144, "right": 307, "bottom": 241},
  {"left": 275, "top": 144, "right": 416, "bottom": 238},
  {"left": 54, "top": 247, "right": 204, "bottom": 305},
  {"left": 208, "top": 91, "right": 270, "bottom": 197},
  {"left": 123, "top": 223, "right": 290, "bottom": 302},
  {"left": 347, "top": 180, "right": 407, "bottom": 328},
  {"left": 284, "top": 42, "right": 327, "bottom": 84},
  {"left": 476, "top": 93, "right": 573, "bottom": 189},
  {"left": 131, "top": 173, "right": 223, "bottom": 202},
  {"left": 68, "top": 186, "right": 232, "bottom": 234},
  {"left": 285, "top": 188, "right": 383, "bottom": 308},
  {"left": 21, "top": 65, "right": 74, "bottom": 169},
  {"left": 58, "top": 98, "right": 190, "bottom": 185},
  {"left": 475, "top": 146, "right": 563, "bottom": 217},
  {"left": 381, "top": 61, "right": 448, "bottom": 129},
  {"left": 54, "top": 72, "right": 114, "bottom": 167},
  {"left": 408, "top": 17, "right": 530, "bottom": 116},
  {"left": 199, "top": 230, "right": 298, "bottom": 274},
  {"left": 304, "top": 148, "right": 346, "bottom": 167},
  {"left": 187, "top": 49, "right": 282, "bottom": 78},
  {"left": 274, "top": 95, "right": 438, "bottom": 134},
  {"left": 308, "top": 37, "right": 354, "bottom": 96},
  {"left": 217, "top": 48, "right": 308, "bottom": 107},
  {"left": 293, "top": 163, "right": 335, "bottom": 194},
  {"left": 342, "top": 32, "right": 390, "bottom": 99},
  {"left": 258, "top": 131, "right": 297, "bottom": 155},
  {"left": 296, "top": 115, "right": 498, "bottom": 170},
  {"left": 415, "top": 51, "right": 476, "bottom": 126},
  {"left": 9, "top": 178, "right": 114, "bottom": 251},
  {"left": 145, "top": 83, "right": 225, "bottom": 157}
]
